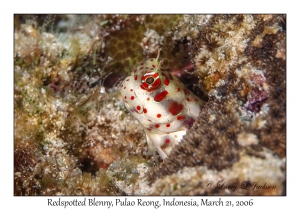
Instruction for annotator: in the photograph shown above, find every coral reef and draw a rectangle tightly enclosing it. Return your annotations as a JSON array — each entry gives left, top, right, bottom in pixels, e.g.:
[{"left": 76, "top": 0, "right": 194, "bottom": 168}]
[
  {"left": 150, "top": 15, "right": 285, "bottom": 182},
  {"left": 138, "top": 148, "right": 285, "bottom": 195},
  {"left": 14, "top": 14, "right": 285, "bottom": 196}
]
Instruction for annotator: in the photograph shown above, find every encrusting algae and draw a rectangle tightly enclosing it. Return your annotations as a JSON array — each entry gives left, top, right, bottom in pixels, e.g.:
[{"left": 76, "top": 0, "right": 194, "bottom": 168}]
[{"left": 14, "top": 14, "right": 285, "bottom": 196}]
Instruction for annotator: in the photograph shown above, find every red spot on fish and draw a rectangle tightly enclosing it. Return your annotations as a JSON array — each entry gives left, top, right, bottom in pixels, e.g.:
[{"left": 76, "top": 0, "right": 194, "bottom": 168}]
[
  {"left": 140, "top": 62, "right": 144, "bottom": 65},
  {"left": 186, "top": 97, "right": 190, "bottom": 101},
  {"left": 157, "top": 114, "right": 161, "bottom": 118},
  {"left": 147, "top": 98, "right": 150, "bottom": 101},
  {"left": 152, "top": 65, "right": 155, "bottom": 68},
  {"left": 134, "top": 75, "right": 138, "bottom": 80},
  {"left": 177, "top": 115, "right": 185, "bottom": 120},
  {"left": 124, "top": 96, "right": 127, "bottom": 99},
  {"left": 166, "top": 124, "right": 170, "bottom": 127},
  {"left": 165, "top": 139, "right": 170, "bottom": 143},
  {"left": 164, "top": 77, "right": 170, "bottom": 86},
  {"left": 134, "top": 69, "right": 137, "bottom": 73},
  {"left": 137, "top": 106, "right": 141, "bottom": 111},
  {"left": 130, "top": 89, "right": 133, "bottom": 92},
  {"left": 169, "top": 102, "right": 184, "bottom": 115},
  {"left": 126, "top": 79, "right": 129, "bottom": 81},
  {"left": 131, "top": 96, "right": 134, "bottom": 100},
  {"left": 154, "top": 90, "right": 168, "bottom": 102},
  {"left": 155, "top": 124, "right": 160, "bottom": 128},
  {"left": 140, "top": 67, "right": 144, "bottom": 70},
  {"left": 177, "top": 87, "right": 181, "bottom": 92},
  {"left": 143, "top": 108, "right": 147, "bottom": 114},
  {"left": 124, "top": 86, "right": 126, "bottom": 89},
  {"left": 150, "top": 59, "right": 153, "bottom": 61}
]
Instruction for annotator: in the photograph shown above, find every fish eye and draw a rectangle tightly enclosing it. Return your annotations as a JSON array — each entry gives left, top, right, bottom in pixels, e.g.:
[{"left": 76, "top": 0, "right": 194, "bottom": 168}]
[
  {"left": 141, "top": 72, "right": 161, "bottom": 91},
  {"left": 146, "top": 77, "right": 154, "bottom": 84}
]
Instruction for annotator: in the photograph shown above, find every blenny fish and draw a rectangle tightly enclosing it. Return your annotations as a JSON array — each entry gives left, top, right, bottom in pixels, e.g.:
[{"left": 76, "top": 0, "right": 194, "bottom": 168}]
[{"left": 120, "top": 51, "right": 205, "bottom": 161}]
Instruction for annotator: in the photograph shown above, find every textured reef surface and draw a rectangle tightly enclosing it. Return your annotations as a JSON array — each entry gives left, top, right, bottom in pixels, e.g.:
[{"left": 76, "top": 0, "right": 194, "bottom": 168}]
[{"left": 14, "top": 14, "right": 285, "bottom": 195}]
